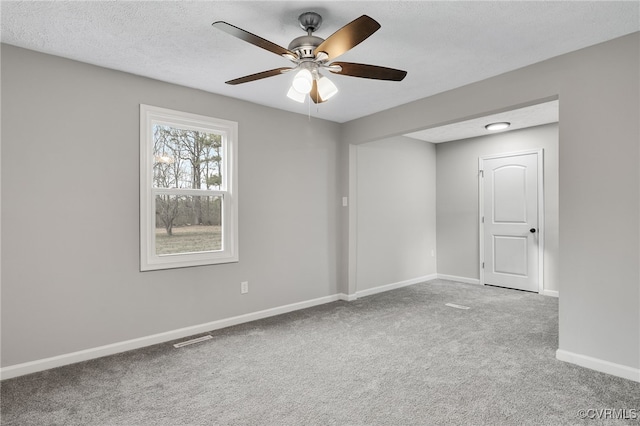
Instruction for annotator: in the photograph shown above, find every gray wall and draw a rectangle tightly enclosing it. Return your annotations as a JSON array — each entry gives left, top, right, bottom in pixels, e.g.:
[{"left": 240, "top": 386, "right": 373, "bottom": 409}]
[
  {"left": 3, "top": 32, "right": 639, "bottom": 374},
  {"left": 342, "top": 33, "right": 639, "bottom": 370},
  {"left": 435, "top": 124, "right": 559, "bottom": 293},
  {"left": 355, "top": 136, "right": 436, "bottom": 292},
  {"left": 1, "top": 45, "right": 342, "bottom": 366}
]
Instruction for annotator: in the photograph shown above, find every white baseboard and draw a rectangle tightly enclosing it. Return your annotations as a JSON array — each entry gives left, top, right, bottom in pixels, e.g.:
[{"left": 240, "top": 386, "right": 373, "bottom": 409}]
[
  {"left": 436, "top": 274, "right": 481, "bottom": 285},
  {"left": 338, "top": 293, "right": 358, "bottom": 302},
  {"left": 355, "top": 274, "right": 438, "bottom": 298},
  {"left": 437, "top": 274, "right": 559, "bottom": 298},
  {"left": 0, "top": 280, "right": 571, "bottom": 381},
  {"left": 556, "top": 349, "right": 640, "bottom": 383},
  {"left": 0, "top": 293, "right": 343, "bottom": 381}
]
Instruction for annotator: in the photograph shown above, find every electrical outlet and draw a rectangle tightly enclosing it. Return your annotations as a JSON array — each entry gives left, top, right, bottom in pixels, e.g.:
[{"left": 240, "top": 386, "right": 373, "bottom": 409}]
[{"left": 241, "top": 281, "right": 249, "bottom": 294}]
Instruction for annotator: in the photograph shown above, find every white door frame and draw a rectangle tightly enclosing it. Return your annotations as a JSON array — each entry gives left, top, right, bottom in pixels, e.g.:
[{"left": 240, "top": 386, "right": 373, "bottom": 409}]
[{"left": 479, "top": 149, "right": 545, "bottom": 293}]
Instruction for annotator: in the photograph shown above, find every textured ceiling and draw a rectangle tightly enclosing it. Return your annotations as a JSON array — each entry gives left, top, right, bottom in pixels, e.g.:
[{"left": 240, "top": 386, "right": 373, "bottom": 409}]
[{"left": 2, "top": 1, "right": 639, "bottom": 124}]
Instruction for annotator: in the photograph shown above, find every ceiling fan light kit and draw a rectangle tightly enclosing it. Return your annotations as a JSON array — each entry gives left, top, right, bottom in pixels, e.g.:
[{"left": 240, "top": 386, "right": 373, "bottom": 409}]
[
  {"left": 212, "top": 12, "right": 407, "bottom": 105},
  {"left": 292, "top": 68, "right": 313, "bottom": 94},
  {"left": 317, "top": 76, "right": 338, "bottom": 101},
  {"left": 286, "top": 86, "right": 307, "bottom": 103}
]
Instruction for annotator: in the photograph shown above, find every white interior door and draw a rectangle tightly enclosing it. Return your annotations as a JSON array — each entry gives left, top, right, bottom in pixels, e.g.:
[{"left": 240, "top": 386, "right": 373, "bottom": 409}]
[{"left": 480, "top": 151, "right": 542, "bottom": 292}]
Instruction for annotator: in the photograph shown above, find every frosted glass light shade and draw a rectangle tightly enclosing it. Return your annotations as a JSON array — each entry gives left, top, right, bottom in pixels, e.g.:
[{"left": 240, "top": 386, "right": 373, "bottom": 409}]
[
  {"left": 292, "top": 69, "right": 313, "bottom": 94},
  {"left": 485, "top": 122, "right": 511, "bottom": 131},
  {"left": 287, "top": 86, "right": 306, "bottom": 103},
  {"left": 317, "top": 76, "right": 338, "bottom": 101}
]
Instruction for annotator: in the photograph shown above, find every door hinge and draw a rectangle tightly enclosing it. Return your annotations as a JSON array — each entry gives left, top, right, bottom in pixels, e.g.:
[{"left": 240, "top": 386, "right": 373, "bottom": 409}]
[
  {"left": 481, "top": 216, "right": 484, "bottom": 223},
  {"left": 479, "top": 169, "right": 484, "bottom": 177},
  {"left": 482, "top": 262, "right": 485, "bottom": 269}
]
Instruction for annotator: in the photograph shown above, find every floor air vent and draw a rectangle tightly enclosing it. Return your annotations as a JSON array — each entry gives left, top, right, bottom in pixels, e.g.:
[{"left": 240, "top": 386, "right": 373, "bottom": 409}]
[
  {"left": 445, "top": 303, "right": 470, "bottom": 310},
  {"left": 173, "top": 335, "right": 213, "bottom": 348}
]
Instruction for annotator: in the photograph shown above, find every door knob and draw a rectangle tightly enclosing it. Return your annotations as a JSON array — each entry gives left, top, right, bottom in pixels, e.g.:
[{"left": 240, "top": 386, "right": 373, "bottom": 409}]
[{"left": 530, "top": 228, "right": 536, "bottom": 233}]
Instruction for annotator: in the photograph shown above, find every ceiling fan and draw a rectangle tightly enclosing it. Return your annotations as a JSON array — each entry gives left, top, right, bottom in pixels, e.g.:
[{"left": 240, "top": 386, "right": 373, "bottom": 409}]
[{"left": 212, "top": 12, "right": 407, "bottom": 104}]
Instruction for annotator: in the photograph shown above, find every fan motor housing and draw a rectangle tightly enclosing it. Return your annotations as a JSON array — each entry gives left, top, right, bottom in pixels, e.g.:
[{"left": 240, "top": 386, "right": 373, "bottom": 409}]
[{"left": 288, "top": 35, "right": 324, "bottom": 59}]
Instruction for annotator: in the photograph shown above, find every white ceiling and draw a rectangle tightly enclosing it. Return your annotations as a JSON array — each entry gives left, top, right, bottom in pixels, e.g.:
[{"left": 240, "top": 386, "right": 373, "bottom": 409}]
[{"left": 2, "top": 1, "right": 638, "bottom": 124}]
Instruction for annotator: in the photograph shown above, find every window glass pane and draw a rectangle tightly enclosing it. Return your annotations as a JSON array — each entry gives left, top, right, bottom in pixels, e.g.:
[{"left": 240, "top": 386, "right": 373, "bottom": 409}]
[
  {"left": 155, "top": 194, "right": 222, "bottom": 255},
  {"left": 153, "top": 125, "right": 223, "bottom": 190}
]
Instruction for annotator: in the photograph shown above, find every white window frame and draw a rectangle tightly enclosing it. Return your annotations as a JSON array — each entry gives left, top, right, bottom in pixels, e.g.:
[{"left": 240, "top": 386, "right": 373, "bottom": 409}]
[{"left": 140, "top": 104, "right": 238, "bottom": 271}]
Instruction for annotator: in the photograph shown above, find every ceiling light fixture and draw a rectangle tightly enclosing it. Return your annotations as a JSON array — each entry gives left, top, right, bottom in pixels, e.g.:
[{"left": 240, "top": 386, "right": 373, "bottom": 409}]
[
  {"left": 287, "top": 64, "right": 339, "bottom": 103},
  {"left": 286, "top": 86, "right": 306, "bottom": 103},
  {"left": 292, "top": 68, "right": 313, "bottom": 94},
  {"left": 485, "top": 122, "right": 511, "bottom": 131},
  {"left": 317, "top": 75, "right": 338, "bottom": 101}
]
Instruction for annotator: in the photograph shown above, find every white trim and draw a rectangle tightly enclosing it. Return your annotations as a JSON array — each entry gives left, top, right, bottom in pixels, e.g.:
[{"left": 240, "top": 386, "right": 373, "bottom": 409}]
[
  {"left": 348, "top": 143, "right": 358, "bottom": 296},
  {"left": 0, "top": 294, "right": 342, "bottom": 380},
  {"left": 478, "top": 149, "right": 545, "bottom": 293},
  {"left": 355, "top": 274, "right": 437, "bottom": 298},
  {"left": 338, "top": 293, "right": 358, "bottom": 302},
  {"left": 139, "top": 104, "right": 239, "bottom": 271},
  {"left": 436, "top": 274, "right": 481, "bottom": 285},
  {"left": 437, "top": 274, "right": 558, "bottom": 296},
  {"left": 0, "top": 278, "right": 562, "bottom": 381},
  {"left": 556, "top": 349, "right": 640, "bottom": 383},
  {"left": 478, "top": 158, "right": 485, "bottom": 286}
]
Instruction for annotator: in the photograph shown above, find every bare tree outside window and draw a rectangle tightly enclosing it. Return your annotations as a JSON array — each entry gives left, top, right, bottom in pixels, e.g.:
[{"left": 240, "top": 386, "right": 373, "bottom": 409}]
[{"left": 152, "top": 125, "right": 224, "bottom": 254}]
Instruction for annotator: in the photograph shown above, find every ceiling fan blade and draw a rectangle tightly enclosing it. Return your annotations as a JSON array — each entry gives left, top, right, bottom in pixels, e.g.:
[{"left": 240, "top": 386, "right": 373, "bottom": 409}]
[
  {"left": 314, "top": 15, "right": 381, "bottom": 61},
  {"left": 309, "top": 80, "right": 325, "bottom": 104},
  {"left": 225, "top": 67, "right": 292, "bottom": 85},
  {"left": 330, "top": 62, "right": 407, "bottom": 81},
  {"left": 212, "top": 21, "right": 296, "bottom": 59}
]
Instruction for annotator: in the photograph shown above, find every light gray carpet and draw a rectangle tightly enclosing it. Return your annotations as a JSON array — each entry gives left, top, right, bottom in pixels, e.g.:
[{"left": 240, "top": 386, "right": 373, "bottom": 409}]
[{"left": 2, "top": 280, "right": 639, "bottom": 425}]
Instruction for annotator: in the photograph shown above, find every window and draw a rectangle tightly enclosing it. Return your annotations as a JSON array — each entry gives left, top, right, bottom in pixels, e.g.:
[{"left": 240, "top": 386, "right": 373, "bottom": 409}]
[{"left": 140, "top": 105, "right": 238, "bottom": 271}]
